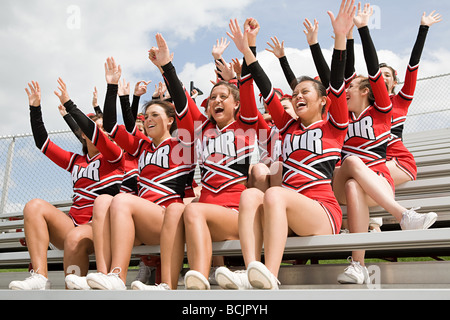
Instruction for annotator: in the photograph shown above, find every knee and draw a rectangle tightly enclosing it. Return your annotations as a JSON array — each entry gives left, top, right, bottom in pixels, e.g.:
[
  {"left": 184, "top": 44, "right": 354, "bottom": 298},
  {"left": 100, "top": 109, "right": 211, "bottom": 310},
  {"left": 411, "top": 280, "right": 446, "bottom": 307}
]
[
  {"left": 263, "top": 186, "right": 284, "bottom": 206},
  {"left": 163, "top": 203, "right": 185, "bottom": 226},
  {"left": 342, "top": 156, "right": 366, "bottom": 173},
  {"left": 64, "top": 229, "right": 92, "bottom": 254},
  {"left": 23, "top": 198, "right": 46, "bottom": 220},
  {"left": 183, "top": 203, "right": 202, "bottom": 226},
  {"left": 92, "top": 195, "right": 113, "bottom": 221},
  {"left": 109, "top": 193, "right": 132, "bottom": 217},
  {"left": 344, "top": 178, "right": 362, "bottom": 198},
  {"left": 239, "top": 188, "right": 264, "bottom": 211}
]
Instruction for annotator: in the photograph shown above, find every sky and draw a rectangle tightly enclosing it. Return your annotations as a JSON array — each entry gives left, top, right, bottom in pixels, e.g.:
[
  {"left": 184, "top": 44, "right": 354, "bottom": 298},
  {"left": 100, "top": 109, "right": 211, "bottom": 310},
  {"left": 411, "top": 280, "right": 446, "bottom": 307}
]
[{"left": 1, "top": 0, "right": 450, "bottom": 137}]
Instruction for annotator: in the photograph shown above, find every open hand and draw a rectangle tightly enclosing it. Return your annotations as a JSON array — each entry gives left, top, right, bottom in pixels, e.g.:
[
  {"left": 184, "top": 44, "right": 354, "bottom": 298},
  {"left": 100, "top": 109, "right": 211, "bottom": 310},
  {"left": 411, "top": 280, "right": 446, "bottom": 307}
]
[
  {"left": 25, "top": 81, "right": 41, "bottom": 107},
  {"left": 421, "top": 10, "right": 442, "bottom": 27},
  {"left": 105, "top": 57, "right": 122, "bottom": 85},
  {"left": 54, "top": 78, "right": 71, "bottom": 105}
]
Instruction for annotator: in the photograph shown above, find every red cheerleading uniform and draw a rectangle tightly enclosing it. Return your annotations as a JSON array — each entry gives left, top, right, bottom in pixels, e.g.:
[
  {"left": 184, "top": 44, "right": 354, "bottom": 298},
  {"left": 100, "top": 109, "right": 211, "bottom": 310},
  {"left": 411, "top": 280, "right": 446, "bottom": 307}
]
[
  {"left": 30, "top": 104, "right": 124, "bottom": 226},
  {"left": 162, "top": 61, "right": 258, "bottom": 211},
  {"left": 342, "top": 26, "right": 395, "bottom": 191},
  {"left": 248, "top": 48, "right": 349, "bottom": 235},
  {"left": 386, "top": 64, "right": 418, "bottom": 180},
  {"left": 385, "top": 25, "right": 430, "bottom": 181},
  {"left": 108, "top": 119, "right": 193, "bottom": 208}
]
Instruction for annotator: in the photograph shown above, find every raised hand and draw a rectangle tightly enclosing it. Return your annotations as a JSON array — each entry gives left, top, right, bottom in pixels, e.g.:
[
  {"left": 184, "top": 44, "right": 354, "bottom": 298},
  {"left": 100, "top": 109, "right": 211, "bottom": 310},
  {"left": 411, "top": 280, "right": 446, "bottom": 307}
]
[
  {"left": 215, "top": 59, "right": 236, "bottom": 81},
  {"left": 118, "top": 78, "right": 130, "bottom": 96},
  {"left": 212, "top": 37, "right": 230, "bottom": 60},
  {"left": 148, "top": 33, "right": 173, "bottom": 68},
  {"left": 244, "top": 18, "right": 260, "bottom": 46},
  {"left": 25, "top": 81, "right": 41, "bottom": 107},
  {"left": 303, "top": 18, "right": 319, "bottom": 46},
  {"left": 105, "top": 57, "right": 122, "bottom": 85},
  {"left": 328, "top": 0, "right": 356, "bottom": 50},
  {"left": 134, "top": 80, "right": 151, "bottom": 97},
  {"left": 58, "top": 104, "right": 68, "bottom": 117},
  {"left": 421, "top": 10, "right": 442, "bottom": 27},
  {"left": 54, "top": 78, "right": 71, "bottom": 105},
  {"left": 266, "top": 36, "right": 286, "bottom": 58},
  {"left": 92, "top": 86, "right": 98, "bottom": 107},
  {"left": 227, "top": 18, "right": 249, "bottom": 54},
  {"left": 353, "top": 2, "right": 372, "bottom": 29}
]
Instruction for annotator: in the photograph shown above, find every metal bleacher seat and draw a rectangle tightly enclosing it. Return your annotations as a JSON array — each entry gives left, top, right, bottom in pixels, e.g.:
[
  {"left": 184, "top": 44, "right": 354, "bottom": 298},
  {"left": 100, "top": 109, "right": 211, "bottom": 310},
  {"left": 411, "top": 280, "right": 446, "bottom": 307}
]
[{"left": 0, "top": 128, "right": 449, "bottom": 275}]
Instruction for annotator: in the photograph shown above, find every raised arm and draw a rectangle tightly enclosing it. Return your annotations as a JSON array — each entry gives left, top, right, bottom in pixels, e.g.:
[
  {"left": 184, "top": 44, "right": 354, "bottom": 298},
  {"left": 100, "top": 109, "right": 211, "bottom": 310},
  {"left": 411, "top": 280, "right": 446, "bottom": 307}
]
[
  {"left": 303, "top": 18, "right": 331, "bottom": 89},
  {"left": 266, "top": 36, "right": 297, "bottom": 90},
  {"left": 150, "top": 33, "right": 196, "bottom": 143},
  {"left": 27, "top": 81, "right": 77, "bottom": 170},
  {"left": 54, "top": 77, "right": 123, "bottom": 163},
  {"left": 327, "top": 0, "right": 355, "bottom": 128},
  {"left": 354, "top": 3, "right": 391, "bottom": 112},
  {"left": 400, "top": 11, "right": 442, "bottom": 98}
]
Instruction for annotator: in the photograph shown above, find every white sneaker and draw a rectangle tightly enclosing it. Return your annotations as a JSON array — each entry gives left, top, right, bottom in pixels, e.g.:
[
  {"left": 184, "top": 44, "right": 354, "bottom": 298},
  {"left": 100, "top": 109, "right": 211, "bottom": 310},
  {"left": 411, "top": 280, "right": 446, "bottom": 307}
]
[
  {"left": 65, "top": 274, "right": 90, "bottom": 290},
  {"left": 86, "top": 268, "right": 126, "bottom": 290},
  {"left": 131, "top": 280, "right": 170, "bottom": 290},
  {"left": 337, "top": 257, "right": 369, "bottom": 284},
  {"left": 184, "top": 270, "right": 210, "bottom": 290},
  {"left": 215, "top": 267, "right": 252, "bottom": 290},
  {"left": 247, "top": 261, "right": 280, "bottom": 290},
  {"left": 9, "top": 270, "right": 51, "bottom": 290},
  {"left": 400, "top": 207, "right": 437, "bottom": 230}
]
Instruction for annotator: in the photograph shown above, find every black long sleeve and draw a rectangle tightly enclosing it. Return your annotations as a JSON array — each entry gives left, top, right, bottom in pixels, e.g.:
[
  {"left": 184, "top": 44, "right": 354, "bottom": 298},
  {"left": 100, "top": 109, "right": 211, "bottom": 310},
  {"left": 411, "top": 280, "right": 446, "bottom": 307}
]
[
  {"left": 358, "top": 26, "right": 379, "bottom": 77},
  {"left": 102, "top": 84, "right": 119, "bottom": 134},
  {"left": 310, "top": 43, "right": 330, "bottom": 89},
  {"left": 119, "top": 95, "right": 138, "bottom": 133},
  {"left": 247, "top": 60, "right": 272, "bottom": 99},
  {"left": 278, "top": 56, "right": 297, "bottom": 90},
  {"left": 30, "top": 106, "right": 48, "bottom": 149},
  {"left": 241, "top": 46, "right": 257, "bottom": 79},
  {"left": 345, "top": 39, "right": 356, "bottom": 81},
  {"left": 161, "top": 62, "right": 188, "bottom": 116},
  {"left": 330, "top": 49, "right": 347, "bottom": 90},
  {"left": 64, "top": 100, "right": 96, "bottom": 141},
  {"left": 63, "top": 113, "right": 83, "bottom": 143},
  {"left": 131, "top": 95, "right": 141, "bottom": 120},
  {"left": 409, "top": 25, "right": 429, "bottom": 66}
]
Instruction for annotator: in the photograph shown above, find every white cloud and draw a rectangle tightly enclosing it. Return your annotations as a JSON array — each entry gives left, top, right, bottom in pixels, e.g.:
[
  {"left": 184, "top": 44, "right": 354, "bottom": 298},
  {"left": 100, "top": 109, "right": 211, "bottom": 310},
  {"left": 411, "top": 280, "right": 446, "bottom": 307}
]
[
  {"left": 1, "top": 0, "right": 450, "bottom": 137},
  {"left": 0, "top": 0, "right": 256, "bottom": 136}
]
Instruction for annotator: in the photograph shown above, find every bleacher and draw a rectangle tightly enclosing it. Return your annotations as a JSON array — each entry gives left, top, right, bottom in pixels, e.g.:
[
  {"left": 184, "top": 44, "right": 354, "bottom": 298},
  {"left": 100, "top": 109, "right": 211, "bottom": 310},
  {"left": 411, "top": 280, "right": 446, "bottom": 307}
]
[{"left": 0, "top": 128, "right": 449, "bottom": 290}]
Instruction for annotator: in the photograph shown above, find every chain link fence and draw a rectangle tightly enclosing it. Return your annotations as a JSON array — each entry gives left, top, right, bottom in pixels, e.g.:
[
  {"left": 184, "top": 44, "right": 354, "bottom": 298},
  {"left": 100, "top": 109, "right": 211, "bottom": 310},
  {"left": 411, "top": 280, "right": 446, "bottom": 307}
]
[{"left": 1, "top": 73, "right": 449, "bottom": 216}]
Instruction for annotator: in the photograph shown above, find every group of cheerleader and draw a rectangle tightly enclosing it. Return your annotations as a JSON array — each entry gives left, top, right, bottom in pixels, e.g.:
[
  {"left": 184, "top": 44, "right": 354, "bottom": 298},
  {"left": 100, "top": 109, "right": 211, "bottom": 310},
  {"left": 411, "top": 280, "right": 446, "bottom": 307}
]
[{"left": 9, "top": 1, "right": 442, "bottom": 290}]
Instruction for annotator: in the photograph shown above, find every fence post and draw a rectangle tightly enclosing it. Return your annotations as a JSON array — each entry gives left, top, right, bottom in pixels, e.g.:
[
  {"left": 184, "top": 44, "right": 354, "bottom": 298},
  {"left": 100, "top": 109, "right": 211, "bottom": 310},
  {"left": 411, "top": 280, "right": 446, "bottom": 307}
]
[{"left": 0, "top": 137, "right": 16, "bottom": 215}]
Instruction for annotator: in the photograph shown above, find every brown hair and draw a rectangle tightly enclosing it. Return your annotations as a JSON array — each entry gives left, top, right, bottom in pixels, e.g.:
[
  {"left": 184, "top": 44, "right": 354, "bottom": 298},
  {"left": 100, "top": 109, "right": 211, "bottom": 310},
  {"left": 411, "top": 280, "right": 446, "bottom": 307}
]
[
  {"left": 356, "top": 76, "right": 375, "bottom": 106},
  {"left": 142, "top": 100, "right": 177, "bottom": 135},
  {"left": 293, "top": 76, "right": 328, "bottom": 114},
  {"left": 209, "top": 81, "right": 240, "bottom": 125}
]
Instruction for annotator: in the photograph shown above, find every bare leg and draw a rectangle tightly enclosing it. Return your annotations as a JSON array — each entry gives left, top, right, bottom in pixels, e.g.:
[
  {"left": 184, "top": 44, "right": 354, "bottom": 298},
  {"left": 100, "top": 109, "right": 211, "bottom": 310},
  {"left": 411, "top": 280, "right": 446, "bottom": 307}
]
[
  {"left": 262, "top": 187, "right": 333, "bottom": 277},
  {"left": 160, "top": 202, "right": 186, "bottom": 289},
  {"left": 386, "top": 160, "right": 413, "bottom": 186},
  {"left": 344, "top": 179, "right": 370, "bottom": 265},
  {"left": 333, "top": 156, "right": 403, "bottom": 221},
  {"left": 183, "top": 203, "right": 239, "bottom": 278},
  {"left": 23, "top": 199, "right": 75, "bottom": 278},
  {"left": 109, "top": 193, "right": 165, "bottom": 283},
  {"left": 238, "top": 188, "right": 265, "bottom": 267},
  {"left": 91, "top": 194, "right": 113, "bottom": 274},
  {"left": 63, "top": 224, "right": 94, "bottom": 276},
  {"left": 248, "top": 163, "right": 270, "bottom": 191}
]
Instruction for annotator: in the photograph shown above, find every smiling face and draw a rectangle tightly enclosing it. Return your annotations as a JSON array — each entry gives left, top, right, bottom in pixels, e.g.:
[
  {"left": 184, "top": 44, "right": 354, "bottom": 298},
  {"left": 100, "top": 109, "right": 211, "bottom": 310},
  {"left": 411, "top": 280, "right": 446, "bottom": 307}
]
[
  {"left": 144, "top": 103, "right": 174, "bottom": 143},
  {"left": 208, "top": 83, "right": 239, "bottom": 128},
  {"left": 380, "top": 66, "right": 397, "bottom": 95},
  {"left": 291, "top": 80, "right": 326, "bottom": 126},
  {"left": 346, "top": 76, "right": 372, "bottom": 115}
]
